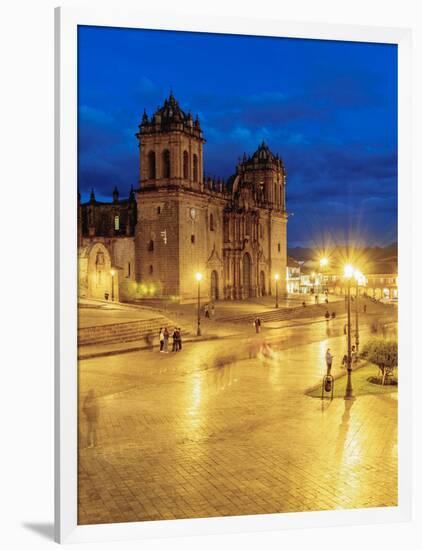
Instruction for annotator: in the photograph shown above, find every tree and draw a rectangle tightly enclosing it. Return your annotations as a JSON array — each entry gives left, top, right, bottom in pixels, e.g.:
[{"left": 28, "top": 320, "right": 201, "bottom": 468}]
[{"left": 361, "top": 338, "right": 398, "bottom": 384}]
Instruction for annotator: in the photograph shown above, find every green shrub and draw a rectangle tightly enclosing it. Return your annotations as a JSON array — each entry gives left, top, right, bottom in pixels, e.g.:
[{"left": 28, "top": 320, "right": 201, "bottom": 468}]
[{"left": 361, "top": 338, "right": 398, "bottom": 377}]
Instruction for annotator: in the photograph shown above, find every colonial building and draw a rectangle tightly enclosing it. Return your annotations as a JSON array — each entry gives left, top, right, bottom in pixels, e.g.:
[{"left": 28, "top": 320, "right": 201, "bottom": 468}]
[{"left": 78, "top": 93, "right": 288, "bottom": 302}]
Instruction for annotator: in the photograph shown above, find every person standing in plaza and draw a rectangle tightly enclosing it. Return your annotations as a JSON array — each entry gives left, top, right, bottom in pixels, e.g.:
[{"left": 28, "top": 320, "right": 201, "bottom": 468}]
[
  {"left": 177, "top": 327, "right": 182, "bottom": 351},
  {"left": 325, "top": 348, "right": 333, "bottom": 375},
  {"left": 254, "top": 317, "right": 261, "bottom": 334},
  {"left": 159, "top": 327, "right": 164, "bottom": 352},
  {"left": 172, "top": 327, "right": 178, "bottom": 352},
  {"left": 163, "top": 327, "right": 169, "bottom": 353}
]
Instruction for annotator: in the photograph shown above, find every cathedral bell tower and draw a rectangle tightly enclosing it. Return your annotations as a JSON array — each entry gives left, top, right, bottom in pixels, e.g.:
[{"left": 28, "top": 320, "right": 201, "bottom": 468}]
[
  {"left": 134, "top": 94, "right": 208, "bottom": 300},
  {"left": 136, "top": 93, "right": 205, "bottom": 191}
]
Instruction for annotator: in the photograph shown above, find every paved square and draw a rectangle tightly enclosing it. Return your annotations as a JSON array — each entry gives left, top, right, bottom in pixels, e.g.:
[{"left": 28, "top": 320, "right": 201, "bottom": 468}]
[{"left": 77, "top": 319, "right": 397, "bottom": 525}]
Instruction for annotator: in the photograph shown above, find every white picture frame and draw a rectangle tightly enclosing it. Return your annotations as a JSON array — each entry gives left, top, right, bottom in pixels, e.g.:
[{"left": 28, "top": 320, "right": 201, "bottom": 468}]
[{"left": 55, "top": 6, "right": 412, "bottom": 544}]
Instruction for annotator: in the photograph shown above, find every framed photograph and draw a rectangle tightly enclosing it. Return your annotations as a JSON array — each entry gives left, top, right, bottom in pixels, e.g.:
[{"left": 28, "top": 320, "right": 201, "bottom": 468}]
[{"left": 55, "top": 7, "right": 412, "bottom": 544}]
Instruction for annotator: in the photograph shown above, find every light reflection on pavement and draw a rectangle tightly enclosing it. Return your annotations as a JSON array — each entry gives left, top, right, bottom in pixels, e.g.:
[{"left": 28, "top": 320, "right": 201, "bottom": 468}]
[{"left": 78, "top": 316, "right": 397, "bottom": 524}]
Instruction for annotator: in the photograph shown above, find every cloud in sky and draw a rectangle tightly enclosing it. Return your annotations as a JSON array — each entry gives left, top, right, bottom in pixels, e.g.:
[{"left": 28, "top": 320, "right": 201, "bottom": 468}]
[{"left": 77, "top": 26, "right": 397, "bottom": 246}]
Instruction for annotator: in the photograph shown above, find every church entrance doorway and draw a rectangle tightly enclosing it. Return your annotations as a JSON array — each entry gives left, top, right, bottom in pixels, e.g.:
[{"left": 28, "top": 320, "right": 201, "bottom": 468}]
[
  {"left": 243, "top": 253, "right": 252, "bottom": 298},
  {"left": 211, "top": 270, "right": 219, "bottom": 301},
  {"left": 260, "top": 270, "right": 266, "bottom": 296}
]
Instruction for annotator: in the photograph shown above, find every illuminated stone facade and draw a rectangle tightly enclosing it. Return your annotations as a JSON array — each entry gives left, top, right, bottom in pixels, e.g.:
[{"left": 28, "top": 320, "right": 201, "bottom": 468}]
[{"left": 79, "top": 94, "right": 288, "bottom": 301}]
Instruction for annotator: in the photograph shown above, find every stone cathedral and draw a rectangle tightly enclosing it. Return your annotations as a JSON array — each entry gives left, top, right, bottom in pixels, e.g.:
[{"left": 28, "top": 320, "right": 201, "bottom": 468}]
[{"left": 78, "top": 94, "right": 288, "bottom": 302}]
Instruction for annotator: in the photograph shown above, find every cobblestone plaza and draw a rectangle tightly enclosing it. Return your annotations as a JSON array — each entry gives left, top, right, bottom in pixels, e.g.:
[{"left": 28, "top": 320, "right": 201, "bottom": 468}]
[{"left": 77, "top": 319, "right": 397, "bottom": 525}]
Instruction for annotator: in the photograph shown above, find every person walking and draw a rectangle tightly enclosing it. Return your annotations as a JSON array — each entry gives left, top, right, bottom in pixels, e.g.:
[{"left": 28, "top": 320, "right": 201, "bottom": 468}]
[
  {"left": 204, "top": 304, "right": 210, "bottom": 318},
  {"left": 163, "top": 327, "right": 169, "bottom": 353},
  {"left": 254, "top": 317, "right": 261, "bottom": 334},
  {"left": 363, "top": 304, "right": 367, "bottom": 314},
  {"left": 177, "top": 327, "right": 182, "bottom": 351},
  {"left": 83, "top": 389, "right": 99, "bottom": 449},
  {"left": 331, "top": 311, "right": 336, "bottom": 319},
  {"left": 159, "top": 328, "right": 164, "bottom": 352},
  {"left": 325, "top": 310, "right": 330, "bottom": 321},
  {"left": 211, "top": 303, "right": 215, "bottom": 317},
  {"left": 325, "top": 348, "right": 333, "bottom": 375}
]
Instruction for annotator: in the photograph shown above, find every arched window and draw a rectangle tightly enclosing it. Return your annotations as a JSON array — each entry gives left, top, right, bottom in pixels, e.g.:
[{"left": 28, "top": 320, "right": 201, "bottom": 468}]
[
  {"left": 148, "top": 151, "right": 156, "bottom": 179},
  {"left": 114, "top": 215, "right": 120, "bottom": 231},
  {"left": 162, "top": 149, "right": 170, "bottom": 179},
  {"left": 183, "top": 151, "right": 189, "bottom": 179},
  {"left": 209, "top": 213, "right": 214, "bottom": 231},
  {"left": 193, "top": 154, "right": 198, "bottom": 182}
]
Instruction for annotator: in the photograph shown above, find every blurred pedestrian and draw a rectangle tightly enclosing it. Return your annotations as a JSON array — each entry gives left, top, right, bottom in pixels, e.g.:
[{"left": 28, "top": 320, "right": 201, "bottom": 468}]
[
  {"left": 325, "top": 310, "right": 330, "bottom": 321},
  {"left": 331, "top": 311, "right": 336, "bottom": 319},
  {"left": 83, "top": 389, "right": 99, "bottom": 449},
  {"left": 177, "top": 327, "right": 182, "bottom": 350},
  {"left": 325, "top": 348, "right": 333, "bottom": 375},
  {"left": 204, "top": 304, "right": 210, "bottom": 318},
  {"left": 254, "top": 317, "right": 261, "bottom": 333}
]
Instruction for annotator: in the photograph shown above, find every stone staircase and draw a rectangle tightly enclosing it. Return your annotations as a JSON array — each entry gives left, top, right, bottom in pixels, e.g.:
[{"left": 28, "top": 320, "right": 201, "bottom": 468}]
[
  {"left": 219, "top": 306, "right": 308, "bottom": 325},
  {"left": 78, "top": 317, "right": 182, "bottom": 347}
]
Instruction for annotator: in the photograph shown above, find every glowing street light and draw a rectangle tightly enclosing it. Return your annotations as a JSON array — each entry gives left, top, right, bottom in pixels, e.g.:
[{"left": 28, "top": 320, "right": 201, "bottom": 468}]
[
  {"left": 195, "top": 272, "right": 203, "bottom": 336},
  {"left": 274, "top": 273, "right": 280, "bottom": 308},
  {"left": 343, "top": 264, "right": 355, "bottom": 400},
  {"left": 110, "top": 269, "right": 116, "bottom": 302},
  {"left": 320, "top": 257, "right": 329, "bottom": 294}
]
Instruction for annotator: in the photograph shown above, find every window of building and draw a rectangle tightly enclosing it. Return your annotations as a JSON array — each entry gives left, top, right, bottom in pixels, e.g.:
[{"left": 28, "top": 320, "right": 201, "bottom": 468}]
[
  {"left": 162, "top": 149, "right": 171, "bottom": 179},
  {"left": 183, "top": 150, "right": 189, "bottom": 179},
  {"left": 278, "top": 243, "right": 281, "bottom": 253},
  {"left": 149, "top": 265, "right": 153, "bottom": 274},
  {"left": 127, "top": 262, "right": 131, "bottom": 277},
  {"left": 209, "top": 213, "right": 214, "bottom": 231},
  {"left": 114, "top": 215, "right": 120, "bottom": 231},
  {"left": 193, "top": 154, "right": 198, "bottom": 182},
  {"left": 157, "top": 206, "right": 161, "bottom": 214},
  {"left": 148, "top": 240, "right": 154, "bottom": 252},
  {"left": 148, "top": 151, "right": 156, "bottom": 179},
  {"left": 191, "top": 234, "right": 195, "bottom": 244}
]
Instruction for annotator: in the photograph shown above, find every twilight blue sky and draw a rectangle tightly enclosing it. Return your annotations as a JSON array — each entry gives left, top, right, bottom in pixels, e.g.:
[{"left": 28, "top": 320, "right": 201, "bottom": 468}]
[{"left": 78, "top": 25, "right": 397, "bottom": 247}]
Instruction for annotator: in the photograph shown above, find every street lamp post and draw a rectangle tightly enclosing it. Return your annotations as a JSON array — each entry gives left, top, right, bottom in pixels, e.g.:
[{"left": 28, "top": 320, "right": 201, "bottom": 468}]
[
  {"left": 275, "top": 273, "right": 280, "bottom": 308},
  {"left": 353, "top": 270, "right": 365, "bottom": 356},
  {"left": 195, "top": 272, "right": 202, "bottom": 336},
  {"left": 344, "top": 264, "right": 354, "bottom": 400},
  {"left": 110, "top": 269, "right": 115, "bottom": 302}
]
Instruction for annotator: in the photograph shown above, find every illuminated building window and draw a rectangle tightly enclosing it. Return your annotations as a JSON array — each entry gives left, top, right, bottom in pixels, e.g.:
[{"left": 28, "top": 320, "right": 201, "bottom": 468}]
[{"left": 114, "top": 215, "right": 120, "bottom": 231}]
